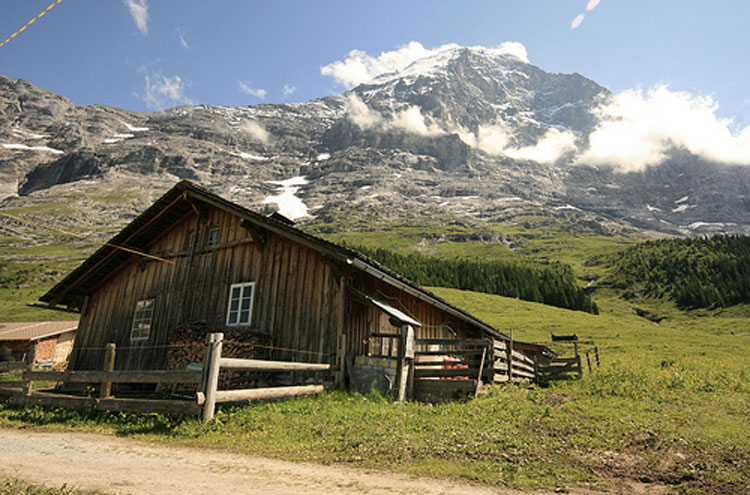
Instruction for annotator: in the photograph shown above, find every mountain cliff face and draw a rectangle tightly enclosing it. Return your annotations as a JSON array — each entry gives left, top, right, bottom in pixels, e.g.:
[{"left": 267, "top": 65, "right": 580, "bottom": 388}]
[{"left": 1, "top": 46, "right": 748, "bottom": 238}]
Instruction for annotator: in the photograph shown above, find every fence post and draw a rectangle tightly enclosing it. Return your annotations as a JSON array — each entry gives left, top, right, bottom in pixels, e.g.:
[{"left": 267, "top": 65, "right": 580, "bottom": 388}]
[
  {"left": 533, "top": 355, "right": 539, "bottom": 384},
  {"left": 594, "top": 346, "right": 600, "bottom": 367},
  {"left": 25, "top": 343, "right": 37, "bottom": 370},
  {"left": 487, "top": 340, "right": 496, "bottom": 384},
  {"left": 586, "top": 352, "right": 592, "bottom": 374},
  {"left": 395, "top": 324, "right": 414, "bottom": 402},
  {"left": 201, "top": 332, "right": 223, "bottom": 423},
  {"left": 475, "top": 345, "right": 487, "bottom": 397},
  {"left": 22, "top": 344, "right": 37, "bottom": 396},
  {"left": 100, "top": 343, "right": 116, "bottom": 399},
  {"left": 335, "top": 334, "right": 346, "bottom": 388},
  {"left": 506, "top": 340, "right": 513, "bottom": 382}
]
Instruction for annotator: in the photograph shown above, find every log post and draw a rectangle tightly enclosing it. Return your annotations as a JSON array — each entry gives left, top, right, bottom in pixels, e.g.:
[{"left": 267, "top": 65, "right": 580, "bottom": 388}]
[
  {"left": 586, "top": 352, "right": 592, "bottom": 374},
  {"left": 22, "top": 344, "right": 37, "bottom": 396},
  {"left": 594, "top": 346, "right": 600, "bottom": 367},
  {"left": 25, "top": 343, "right": 37, "bottom": 370},
  {"left": 487, "top": 340, "right": 496, "bottom": 384},
  {"left": 395, "top": 324, "right": 414, "bottom": 402},
  {"left": 475, "top": 346, "right": 487, "bottom": 397},
  {"left": 533, "top": 355, "right": 539, "bottom": 384},
  {"left": 201, "top": 332, "right": 223, "bottom": 423},
  {"left": 100, "top": 343, "right": 116, "bottom": 399},
  {"left": 335, "top": 334, "right": 346, "bottom": 388},
  {"left": 506, "top": 336, "right": 513, "bottom": 382}
]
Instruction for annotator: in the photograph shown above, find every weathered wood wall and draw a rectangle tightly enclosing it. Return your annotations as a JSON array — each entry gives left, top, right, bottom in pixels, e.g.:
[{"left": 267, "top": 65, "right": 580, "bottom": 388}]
[{"left": 70, "top": 202, "right": 489, "bottom": 373}]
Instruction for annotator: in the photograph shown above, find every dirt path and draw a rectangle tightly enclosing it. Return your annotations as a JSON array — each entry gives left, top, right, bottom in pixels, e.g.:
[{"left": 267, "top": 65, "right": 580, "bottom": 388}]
[
  {"left": 0, "top": 428, "right": 666, "bottom": 495},
  {"left": 0, "top": 428, "right": 519, "bottom": 494}
]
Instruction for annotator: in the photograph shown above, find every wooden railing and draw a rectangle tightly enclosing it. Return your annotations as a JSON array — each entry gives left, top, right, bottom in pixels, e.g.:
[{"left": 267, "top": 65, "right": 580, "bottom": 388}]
[
  {"left": 490, "top": 339, "right": 537, "bottom": 383},
  {"left": 199, "top": 332, "right": 330, "bottom": 422},
  {"left": 5, "top": 333, "right": 333, "bottom": 422}
]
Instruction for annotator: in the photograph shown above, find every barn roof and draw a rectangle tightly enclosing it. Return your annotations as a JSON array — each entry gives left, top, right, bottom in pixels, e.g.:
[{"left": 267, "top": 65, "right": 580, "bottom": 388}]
[
  {"left": 39, "top": 180, "right": 512, "bottom": 340},
  {"left": 0, "top": 321, "right": 78, "bottom": 342}
]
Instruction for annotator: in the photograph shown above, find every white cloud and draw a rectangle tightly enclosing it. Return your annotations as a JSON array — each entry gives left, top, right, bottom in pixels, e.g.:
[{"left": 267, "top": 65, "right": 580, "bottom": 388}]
[
  {"left": 282, "top": 84, "right": 297, "bottom": 97},
  {"left": 321, "top": 41, "right": 529, "bottom": 88},
  {"left": 345, "top": 94, "right": 444, "bottom": 136},
  {"left": 238, "top": 81, "right": 267, "bottom": 100},
  {"left": 495, "top": 41, "right": 529, "bottom": 64},
  {"left": 239, "top": 120, "right": 270, "bottom": 144},
  {"left": 141, "top": 71, "right": 192, "bottom": 110},
  {"left": 345, "top": 94, "right": 572, "bottom": 163},
  {"left": 504, "top": 128, "right": 577, "bottom": 163},
  {"left": 176, "top": 28, "right": 188, "bottom": 48},
  {"left": 578, "top": 85, "right": 750, "bottom": 171},
  {"left": 586, "top": 0, "right": 601, "bottom": 12},
  {"left": 458, "top": 124, "right": 576, "bottom": 164},
  {"left": 571, "top": 14, "right": 585, "bottom": 29},
  {"left": 124, "top": 0, "right": 149, "bottom": 35}
]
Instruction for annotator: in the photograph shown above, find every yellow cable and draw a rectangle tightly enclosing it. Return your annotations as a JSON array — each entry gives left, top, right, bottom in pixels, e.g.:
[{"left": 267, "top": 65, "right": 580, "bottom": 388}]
[
  {"left": 0, "top": 211, "right": 175, "bottom": 265},
  {"left": 0, "top": 0, "right": 63, "bottom": 49}
]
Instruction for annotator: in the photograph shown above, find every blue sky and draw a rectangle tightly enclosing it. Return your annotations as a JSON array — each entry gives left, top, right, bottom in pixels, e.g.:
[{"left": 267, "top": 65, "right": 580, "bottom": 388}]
[{"left": 0, "top": 0, "right": 748, "bottom": 129}]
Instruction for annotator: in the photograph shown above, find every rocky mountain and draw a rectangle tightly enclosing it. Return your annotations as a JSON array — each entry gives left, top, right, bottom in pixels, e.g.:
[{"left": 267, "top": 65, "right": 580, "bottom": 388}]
[{"left": 1, "top": 45, "right": 749, "bottom": 240}]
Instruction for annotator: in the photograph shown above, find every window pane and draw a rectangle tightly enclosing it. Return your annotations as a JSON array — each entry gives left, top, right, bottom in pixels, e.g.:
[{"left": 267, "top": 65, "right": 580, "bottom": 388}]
[
  {"left": 131, "top": 298, "right": 154, "bottom": 340},
  {"left": 239, "top": 310, "right": 250, "bottom": 323},
  {"left": 230, "top": 300, "right": 239, "bottom": 311},
  {"left": 232, "top": 287, "right": 241, "bottom": 298},
  {"left": 228, "top": 312, "right": 238, "bottom": 324},
  {"left": 243, "top": 286, "right": 252, "bottom": 298},
  {"left": 241, "top": 299, "right": 251, "bottom": 310}
]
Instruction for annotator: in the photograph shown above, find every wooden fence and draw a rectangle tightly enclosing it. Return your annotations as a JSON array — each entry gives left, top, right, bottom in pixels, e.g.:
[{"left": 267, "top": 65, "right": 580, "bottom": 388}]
[
  {"left": 405, "top": 336, "right": 542, "bottom": 401},
  {"left": 2, "top": 332, "right": 332, "bottom": 422},
  {"left": 537, "top": 335, "right": 600, "bottom": 382},
  {"left": 198, "top": 332, "right": 330, "bottom": 422}
]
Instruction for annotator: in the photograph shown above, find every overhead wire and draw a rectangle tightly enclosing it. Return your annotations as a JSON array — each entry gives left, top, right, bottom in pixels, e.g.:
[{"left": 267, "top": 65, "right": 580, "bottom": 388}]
[
  {"left": 0, "top": 0, "right": 63, "bottom": 49},
  {"left": 0, "top": 211, "right": 175, "bottom": 265}
]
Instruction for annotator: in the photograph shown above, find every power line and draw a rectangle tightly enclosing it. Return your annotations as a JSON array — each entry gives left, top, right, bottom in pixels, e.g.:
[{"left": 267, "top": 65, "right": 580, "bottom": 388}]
[
  {"left": 0, "top": 211, "right": 175, "bottom": 265},
  {"left": 0, "top": 0, "right": 63, "bottom": 49}
]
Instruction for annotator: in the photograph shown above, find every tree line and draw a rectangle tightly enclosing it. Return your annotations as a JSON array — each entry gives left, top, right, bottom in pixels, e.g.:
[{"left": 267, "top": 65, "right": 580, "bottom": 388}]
[
  {"left": 352, "top": 245, "right": 598, "bottom": 314},
  {"left": 608, "top": 234, "right": 750, "bottom": 309}
]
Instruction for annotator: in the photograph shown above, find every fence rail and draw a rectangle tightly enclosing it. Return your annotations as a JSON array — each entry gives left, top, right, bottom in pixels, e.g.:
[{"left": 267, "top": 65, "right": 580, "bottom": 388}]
[
  {"left": 5, "top": 334, "right": 333, "bottom": 422},
  {"left": 23, "top": 370, "right": 202, "bottom": 384},
  {"left": 0, "top": 361, "right": 28, "bottom": 372},
  {"left": 201, "top": 333, "right": 330, "bottom": 422}
]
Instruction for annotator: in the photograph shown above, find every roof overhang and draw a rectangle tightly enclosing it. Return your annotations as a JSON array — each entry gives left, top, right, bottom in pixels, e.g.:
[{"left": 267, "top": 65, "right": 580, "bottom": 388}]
[{"left": 352, "top": 289, "right": 422, "bottom": 327}]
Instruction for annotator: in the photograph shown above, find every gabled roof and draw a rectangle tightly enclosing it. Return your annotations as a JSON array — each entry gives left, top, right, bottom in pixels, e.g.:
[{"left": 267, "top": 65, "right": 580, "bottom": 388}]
[
  {"left": 0, "top": 321, "right": 78, "bottom": 342},
  {"left": 39, "top": 180, "right": 510, "bottom": 340}
]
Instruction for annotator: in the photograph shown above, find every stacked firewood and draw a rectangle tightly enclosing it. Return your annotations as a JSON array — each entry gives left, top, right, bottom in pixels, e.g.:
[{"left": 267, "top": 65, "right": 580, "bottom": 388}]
[{"left": 166, "top": 323, "right": 271, "bottom": 390}]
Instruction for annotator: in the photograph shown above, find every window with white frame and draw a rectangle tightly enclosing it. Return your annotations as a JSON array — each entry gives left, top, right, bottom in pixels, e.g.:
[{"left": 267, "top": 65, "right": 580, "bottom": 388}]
[
  {"left": 226, "top": 282, "right": 255, "bottom": 326},
  {"left": 130, "top": 298, "right": 155, "bottom": 341}
]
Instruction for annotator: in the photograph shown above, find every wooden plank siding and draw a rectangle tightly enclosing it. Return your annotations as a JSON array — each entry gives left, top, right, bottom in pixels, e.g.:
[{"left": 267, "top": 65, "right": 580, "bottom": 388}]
[
  {"left": 70, "top": 205, "right": 347, "bottom": 371},
  {"left": 70, "top": 199, "right": 498, "bottom": 374}
]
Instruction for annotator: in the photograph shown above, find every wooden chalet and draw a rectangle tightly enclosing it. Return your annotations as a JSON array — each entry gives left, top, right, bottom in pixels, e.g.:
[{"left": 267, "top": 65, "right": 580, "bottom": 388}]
[{"left": 39, "top": 180, "right": 544, "bottom": 398}]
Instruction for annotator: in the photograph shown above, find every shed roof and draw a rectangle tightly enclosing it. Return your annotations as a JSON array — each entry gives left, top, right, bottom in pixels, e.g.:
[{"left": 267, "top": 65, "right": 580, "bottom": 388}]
[
  {"left": 0, "top": 321, "right": 78, "bottom": 342},
  {"left": 39, "top": 180, "right": 512, "bottom": 340}
]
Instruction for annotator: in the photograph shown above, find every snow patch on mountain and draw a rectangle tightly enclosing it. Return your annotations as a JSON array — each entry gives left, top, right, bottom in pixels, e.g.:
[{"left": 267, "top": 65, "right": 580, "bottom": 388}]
[
  {"left": 264, "top": 176, "right": 310, "bottom": 220},
  {"left": 3, "top": 143, "right": 63, "bottom": 154},
  {"left": 123, "top": 122, "right": 149, "bottom": 132}
]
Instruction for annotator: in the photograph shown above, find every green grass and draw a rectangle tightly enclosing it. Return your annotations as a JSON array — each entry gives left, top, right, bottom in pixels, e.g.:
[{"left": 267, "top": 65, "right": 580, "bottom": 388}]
[
  {"left": 0, "top": 478, "right": 105, "bottom": 495},
  {"left": 1, "top": 287, "right": 747, "bottom": 493},
  {"left": 0, "top": 210, "right": 747, "bottom": 492}
]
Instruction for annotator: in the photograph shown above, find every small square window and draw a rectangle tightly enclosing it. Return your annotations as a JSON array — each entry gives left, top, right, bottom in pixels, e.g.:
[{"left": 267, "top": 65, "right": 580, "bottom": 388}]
[
  {"left": 130, "top": 298, "right": 155, "bottom": 341},
  {"left": 226, "top": 282, "right": 254, "bottom": 326},
  {"left": 208, "top": 228, "right": 221, "bottom": 247}
]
